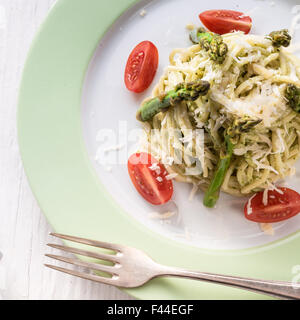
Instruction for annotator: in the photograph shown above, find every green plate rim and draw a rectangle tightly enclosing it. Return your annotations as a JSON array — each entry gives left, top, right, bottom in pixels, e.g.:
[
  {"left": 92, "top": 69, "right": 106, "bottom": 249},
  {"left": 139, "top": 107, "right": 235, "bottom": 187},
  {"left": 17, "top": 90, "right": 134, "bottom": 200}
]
[{"left": 17, "top": 0, "right": 300, "bottom": 300}]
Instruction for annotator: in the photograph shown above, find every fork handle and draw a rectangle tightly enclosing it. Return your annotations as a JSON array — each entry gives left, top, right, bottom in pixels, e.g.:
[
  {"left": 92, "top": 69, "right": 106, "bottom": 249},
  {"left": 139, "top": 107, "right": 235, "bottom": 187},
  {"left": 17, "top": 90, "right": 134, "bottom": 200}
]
[{"left": 160, "top": 268, "right": 300, "bottom": 300}]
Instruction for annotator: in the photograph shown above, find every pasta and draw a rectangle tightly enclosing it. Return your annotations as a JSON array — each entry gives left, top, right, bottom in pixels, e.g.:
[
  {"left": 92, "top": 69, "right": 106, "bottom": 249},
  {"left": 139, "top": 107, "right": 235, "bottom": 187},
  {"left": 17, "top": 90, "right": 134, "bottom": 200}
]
[{"left": 140, "top": 31, "right": 300, "bottom": 197}]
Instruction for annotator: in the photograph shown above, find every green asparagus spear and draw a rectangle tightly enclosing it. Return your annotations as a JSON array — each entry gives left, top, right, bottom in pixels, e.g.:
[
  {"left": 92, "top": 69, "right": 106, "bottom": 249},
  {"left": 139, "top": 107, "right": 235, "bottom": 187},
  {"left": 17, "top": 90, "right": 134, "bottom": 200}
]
[
  {"left": 189, "top": 28, "right": 228, "bottom": 64},
  {"left": 137, "top": 80, "right": 210, "bottom": 122},
  {"left": 285, "top": 84, "right": 300, "bottom": 113},
  {"left": 203, "top": 117, "right": 262, "bottom": 208},
  {"left": 203, "top": 135, "right": 234, "bottom": 208},
  {"left": 267, "top": 29, "right": 291, "bottom": 48}
]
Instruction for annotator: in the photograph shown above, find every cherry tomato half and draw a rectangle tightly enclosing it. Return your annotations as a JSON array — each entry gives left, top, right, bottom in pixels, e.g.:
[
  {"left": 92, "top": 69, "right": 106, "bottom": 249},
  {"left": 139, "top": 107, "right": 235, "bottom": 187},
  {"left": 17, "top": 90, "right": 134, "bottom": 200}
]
[
  {"left": 128, "top": 153, "right": 173, "bottom": 205},
  {"left": 124, "top": 41, "right": 159, "bottom": 93},
  {"left": 199, "top": 10, "right": 252, "bottom": 35},
  {"left": 244, "top": 188, "right": 300, "bottom": 223}
]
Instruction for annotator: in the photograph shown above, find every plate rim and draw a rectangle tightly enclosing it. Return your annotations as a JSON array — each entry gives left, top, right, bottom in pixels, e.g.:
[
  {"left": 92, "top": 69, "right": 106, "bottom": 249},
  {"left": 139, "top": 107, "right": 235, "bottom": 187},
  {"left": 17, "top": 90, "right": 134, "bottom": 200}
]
[{"left": 17, "top": 0, "right": 300, "bottom": 300}]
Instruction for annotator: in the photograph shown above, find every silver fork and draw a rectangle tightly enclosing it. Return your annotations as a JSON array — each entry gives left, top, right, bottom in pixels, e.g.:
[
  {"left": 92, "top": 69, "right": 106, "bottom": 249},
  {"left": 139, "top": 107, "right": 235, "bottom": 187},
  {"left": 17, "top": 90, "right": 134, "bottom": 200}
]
[{"left": 45, "top": 233, "right": 300, "bottom": 300}]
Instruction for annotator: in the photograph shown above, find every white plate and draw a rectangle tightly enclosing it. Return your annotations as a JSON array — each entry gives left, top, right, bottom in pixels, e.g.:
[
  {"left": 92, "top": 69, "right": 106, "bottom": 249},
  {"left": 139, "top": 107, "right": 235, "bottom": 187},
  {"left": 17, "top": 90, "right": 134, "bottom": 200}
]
[{"left": 81, "top": 0, "right": 300, "bottom": 250}]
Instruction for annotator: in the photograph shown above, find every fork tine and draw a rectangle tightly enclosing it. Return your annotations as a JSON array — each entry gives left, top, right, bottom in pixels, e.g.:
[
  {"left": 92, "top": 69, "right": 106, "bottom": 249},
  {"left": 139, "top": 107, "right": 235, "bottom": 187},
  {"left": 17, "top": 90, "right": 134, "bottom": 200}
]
[
  {"left": 45, "top": 254, "right": 117, "bottom": 275},
  {"left": 44, "top": 264, "right": 117, "bottom": 286},
  {"left": 47, "top": 244, "right": 119, "bottom": 263},
  {"left": 50, "top": 233, "right": 123, "bottom": 251}
]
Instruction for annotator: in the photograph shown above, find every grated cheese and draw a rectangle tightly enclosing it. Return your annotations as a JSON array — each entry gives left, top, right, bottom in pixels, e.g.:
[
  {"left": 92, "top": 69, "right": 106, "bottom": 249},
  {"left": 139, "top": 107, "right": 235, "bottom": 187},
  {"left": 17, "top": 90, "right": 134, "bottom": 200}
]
[
  {"left": 184, "top": 167, "right": 202, "bottom": 176},
  {"left": 165, "top": 156, "right": 175, "bottom": 166},
  {"left": 260, "top": 223, "right": 275, "bottom": 236},
  {"left": 263, "top": 188, "right": 269, "bottom": 206},
  {"left": 149, "top": 162, "right": 161, "bottom": 175},
  {"left": 267, "top": 181, "right": 284, "bottom": 194},
  {"left": 160, "top": 114, "right": 168, "bottom": 127},
  {"left": 139, "top": 9, "right": 147, "bottom": 17},
  {"left": 252, "top": 159, "right": 279, "bottom": 175},
  {"left": 247, "top": 194, "right": 256, "bottom": 215},
  {"left": 179, "top": 133, "right": 194, "bottom": 144},
  {"left": 149, "top": 211, "right": 176, "bottom": 220},
  {"left": 189, "top": 184, "right": 199, "bottom": 201},
  {"left": 210, "top": 89, "right": 286, "bottom": 127},
  {"left": 166, "top": 173, "right": 178, "bottom": 180},
  {"left": 276, "top": 128, "right": 286, "bottom": 154}
]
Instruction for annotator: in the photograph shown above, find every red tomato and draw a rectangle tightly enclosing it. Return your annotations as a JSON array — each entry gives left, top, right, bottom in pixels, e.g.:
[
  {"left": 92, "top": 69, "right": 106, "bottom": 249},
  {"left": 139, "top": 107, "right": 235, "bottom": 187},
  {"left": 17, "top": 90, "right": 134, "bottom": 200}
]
[
  {"left": 199, "top": 10, "right": 252, "bottom": 35},
  {"left": 244, "top": 188, "right": 300, "bottom": 223},
  {"left": 128, "top": 153, "right": 173, "bottom": 205},
  {"left": 124, "top": 41, "right": 159, "bottom": 93}
]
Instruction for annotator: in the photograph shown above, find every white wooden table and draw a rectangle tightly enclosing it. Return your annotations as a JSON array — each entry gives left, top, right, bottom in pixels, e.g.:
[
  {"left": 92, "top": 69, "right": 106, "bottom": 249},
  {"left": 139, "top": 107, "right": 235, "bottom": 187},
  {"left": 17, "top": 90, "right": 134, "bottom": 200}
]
[{"left": 0, "top": 0, "right": 132, "bottom": 300}]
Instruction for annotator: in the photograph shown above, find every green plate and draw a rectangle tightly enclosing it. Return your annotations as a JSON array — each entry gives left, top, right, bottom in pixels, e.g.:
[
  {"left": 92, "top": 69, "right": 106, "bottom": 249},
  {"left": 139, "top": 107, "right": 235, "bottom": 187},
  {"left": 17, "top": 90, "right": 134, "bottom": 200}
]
[{"left": 18, "top": 0, "right": 300, "bottom": 300}]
